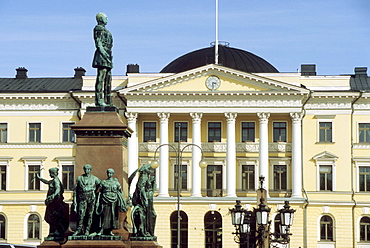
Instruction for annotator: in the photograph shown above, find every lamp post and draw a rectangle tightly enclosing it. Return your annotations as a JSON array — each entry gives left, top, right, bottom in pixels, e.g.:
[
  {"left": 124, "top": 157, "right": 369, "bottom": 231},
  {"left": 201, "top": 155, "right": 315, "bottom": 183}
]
[
  {"left": 229, "top": 177, "right": 295, "bottom": 248},
  {"left": 151, "top": 123, "right": 207, "bottom": 248}
]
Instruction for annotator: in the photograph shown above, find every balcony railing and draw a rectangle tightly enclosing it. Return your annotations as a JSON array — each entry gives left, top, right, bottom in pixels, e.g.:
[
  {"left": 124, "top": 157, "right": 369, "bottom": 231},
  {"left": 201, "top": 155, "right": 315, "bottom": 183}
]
[{"left": 139, "top": 142, "right": 292, "bottom": 153}]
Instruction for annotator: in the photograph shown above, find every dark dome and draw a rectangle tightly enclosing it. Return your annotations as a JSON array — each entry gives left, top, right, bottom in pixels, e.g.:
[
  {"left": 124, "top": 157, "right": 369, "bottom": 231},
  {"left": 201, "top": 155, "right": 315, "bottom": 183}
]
[{"left": 160, "top": 45, "right": 279, "bottom": 73}]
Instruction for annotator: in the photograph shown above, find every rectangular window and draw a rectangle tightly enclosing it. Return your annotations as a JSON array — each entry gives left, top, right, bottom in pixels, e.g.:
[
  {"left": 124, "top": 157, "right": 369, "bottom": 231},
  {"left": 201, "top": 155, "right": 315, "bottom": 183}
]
[
  {"left": 174, "top": 122, "right": 188, "bottom": 142},
  {"left": 242, "top": 165, "right": 255, "bottom": 190},
  {"left": 208, "top": 122, "right": 221, "bottom": 142},
  {"left": 360, "top": 167, "right": 370, "bottom": 192},
  {"left": 206, "top": 165, "right": 222, "bottom": 197},
  {"left": 273, "top": 122, "right": 287, "bottom": 142},
  {"left": 62, "top": 165, "right": 74, "bottom": 191},
  {"left": 359, "top": 123, "right": 370, "bottom": 143},
  {"left": 320, "top": 165, "right": 332, "bottom": 191},
  {"left": 0, "top": 166, "right": 6, "bottom": 191},
  {"left": 174, "top": 165, "right": 187, "bottom": 190},
  {"left": 273, "top": 165, "right": 287, "bottom": 190},
  {"left": 143, "top": 122, "right": 156, "bottom": 142},
  {"left": 28, "top": 165, "right": 40, "bottom": 190},
  {"left": 319, "top": 122, "right": 332, "bottom": 142},
  {"left": 242, "top": 122, "right": 255, "bottom": 142},
  {"left": 0, "top": 124, "right": 7, "bottom": 143},
  {"left": 29, "top": 123, "right": 41, "bottom": 143},
  {"left": 62, "top": 123, "right": 75, "bottom": 142}
]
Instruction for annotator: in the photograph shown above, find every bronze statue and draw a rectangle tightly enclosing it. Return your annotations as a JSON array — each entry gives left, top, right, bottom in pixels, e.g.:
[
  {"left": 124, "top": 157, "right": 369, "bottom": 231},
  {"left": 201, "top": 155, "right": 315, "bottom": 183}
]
[
  {"left": 92, "top": 12, "right": 113, "bottom": 107},
  {"left": 73, "top": 164, "right": 101, "bottom": 236},
  {"left": 129, "top": 164, "right": 157, "bottom": 240},
  {"left": 36, "top": 167, "right": 69, "bottom": 240},
  {"left": 96, "top": 168, "right": 127, "bottom": 235}
]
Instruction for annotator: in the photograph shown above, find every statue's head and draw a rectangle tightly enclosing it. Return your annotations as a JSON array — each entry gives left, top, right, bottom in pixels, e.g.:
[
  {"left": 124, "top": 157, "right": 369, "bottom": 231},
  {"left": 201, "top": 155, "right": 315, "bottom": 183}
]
[
  {"left": 107, "top": 168, "right": 114, "bottom": 178},
  {"left": 49, "top": 167, "right": 59, "bottom": 176},
  {"left": 83, "top": 164, "right": 92, "bottom": 174},
  {"left": 96, "top": 12, "right": 108, "bottom": 25}
]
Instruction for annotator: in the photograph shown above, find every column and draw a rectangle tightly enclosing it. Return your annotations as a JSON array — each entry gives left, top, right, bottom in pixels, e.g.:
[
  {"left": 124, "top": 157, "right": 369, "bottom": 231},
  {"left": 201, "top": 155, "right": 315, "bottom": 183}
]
[
  {"left": 190, "top": 112, "right": 203, "bottom": 197},
  {"left": 290, "top": 112, "right": 303, "bottom": 198},
  {"left": 158, "top": 112, "right": 170, "bottom": 197},
  {"left": 225, "top": 112, "right": 237, "bottom": 197},
  {"left": 125, "top": 112, "right": 138, "bottom": 195},
  {"left": 257, "top": 113, "right": 270, "bottom": 192}
]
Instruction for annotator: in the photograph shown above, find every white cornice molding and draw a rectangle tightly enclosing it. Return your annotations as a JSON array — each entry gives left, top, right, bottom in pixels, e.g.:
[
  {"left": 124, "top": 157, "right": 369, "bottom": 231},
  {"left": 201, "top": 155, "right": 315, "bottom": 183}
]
[
  {"left": 0, "top": 93, "right": 71, "bottom": 100},
  {"left": 0, "top": 143, "right": 75, "bottom": 149}
]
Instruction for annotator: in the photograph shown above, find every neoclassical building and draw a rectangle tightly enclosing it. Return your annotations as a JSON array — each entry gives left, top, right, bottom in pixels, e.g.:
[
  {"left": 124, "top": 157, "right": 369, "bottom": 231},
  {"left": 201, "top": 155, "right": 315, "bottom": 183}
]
[{"left": 0, "top": 44, "right": 369, "bottom": 248}]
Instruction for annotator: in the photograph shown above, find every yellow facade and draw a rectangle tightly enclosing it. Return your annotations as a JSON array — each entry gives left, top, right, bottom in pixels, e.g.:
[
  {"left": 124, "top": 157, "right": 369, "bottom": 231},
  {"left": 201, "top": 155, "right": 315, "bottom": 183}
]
[{"left": 0, "top": 63, "right": 369, "bottom": 248}]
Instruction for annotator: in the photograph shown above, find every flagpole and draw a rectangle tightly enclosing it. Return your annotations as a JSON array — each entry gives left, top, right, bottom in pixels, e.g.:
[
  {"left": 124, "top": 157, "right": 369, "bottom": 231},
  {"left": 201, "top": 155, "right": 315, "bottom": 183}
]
[{"left": 215, "top": 0, "right": 219, "bottom": 65}]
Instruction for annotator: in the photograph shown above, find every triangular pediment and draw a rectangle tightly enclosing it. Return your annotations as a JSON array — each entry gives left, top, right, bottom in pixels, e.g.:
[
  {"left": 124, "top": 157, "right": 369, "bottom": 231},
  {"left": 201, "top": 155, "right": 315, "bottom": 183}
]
[
  {"left": 119, "top": 64, "right": 309, "bottom": 94},
  {"left": 313, "top": 151, "right": 338, "bottom": 161}
]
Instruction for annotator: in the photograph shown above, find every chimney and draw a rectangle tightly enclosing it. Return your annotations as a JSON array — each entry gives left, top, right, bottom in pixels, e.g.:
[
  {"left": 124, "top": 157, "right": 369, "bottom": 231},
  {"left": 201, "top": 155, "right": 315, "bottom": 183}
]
[
  {"left": 126, "top": 64, "right": 139, "bottom": 75},
  {"left": 354, "top": 67, "right": 367, "bottom": 77},
  {"left": 74, "top": 67, "right": 86, "bottom": 78},
  {"left": 15, "top": 67, "right": 28, "bottom": 79},
  {"left": 301, "top": 64, "right": 316, "bottom": 76}
]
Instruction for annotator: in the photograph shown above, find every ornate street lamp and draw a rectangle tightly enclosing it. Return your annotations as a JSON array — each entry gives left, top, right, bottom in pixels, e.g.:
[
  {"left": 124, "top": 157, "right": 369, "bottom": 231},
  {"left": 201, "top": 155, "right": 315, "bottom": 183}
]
[
  {"left": 230, "top": 178, "right": 295, "bottom": 247},
  {"left": 151, "top": 123, "right": 206, "bottom": 248}
]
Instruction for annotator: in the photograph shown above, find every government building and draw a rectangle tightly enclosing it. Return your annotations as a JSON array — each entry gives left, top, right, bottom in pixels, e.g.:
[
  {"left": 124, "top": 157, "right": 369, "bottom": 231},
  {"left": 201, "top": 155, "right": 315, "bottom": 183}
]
[{"left": 0, "top": 43, "right": 369, "bottom": 248}]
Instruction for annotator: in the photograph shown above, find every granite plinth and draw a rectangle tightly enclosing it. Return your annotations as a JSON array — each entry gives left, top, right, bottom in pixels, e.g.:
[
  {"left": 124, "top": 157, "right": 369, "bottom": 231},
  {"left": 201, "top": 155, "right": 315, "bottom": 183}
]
[
  {"left": 37, "top": 240, "right": 64, "bottom": 248},
  {"left": 62, "top": 240, "right": 127, "bottom": 248},
  {"left": 130, "top": 241, "right": 163, "bottom": 248}
]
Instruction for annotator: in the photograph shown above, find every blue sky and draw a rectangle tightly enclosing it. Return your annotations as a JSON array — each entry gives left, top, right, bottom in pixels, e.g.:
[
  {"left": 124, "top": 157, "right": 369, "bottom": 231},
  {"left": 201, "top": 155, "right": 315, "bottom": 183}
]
[{"left": 0, "top": 0, "right": 369, "bottom": 77}]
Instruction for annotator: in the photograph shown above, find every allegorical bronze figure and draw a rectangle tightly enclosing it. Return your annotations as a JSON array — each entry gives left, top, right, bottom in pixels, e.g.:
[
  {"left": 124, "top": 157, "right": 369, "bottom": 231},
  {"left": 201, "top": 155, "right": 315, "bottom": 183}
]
[{"left": 92, "top": 12, "right": 113, "bottom": 107}]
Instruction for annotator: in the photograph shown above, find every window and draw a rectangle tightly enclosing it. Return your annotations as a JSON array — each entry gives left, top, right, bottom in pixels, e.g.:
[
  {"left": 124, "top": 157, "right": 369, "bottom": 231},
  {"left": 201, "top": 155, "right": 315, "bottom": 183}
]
[
  {"left": 143, "top": 122, "right": 156, "bottom": 142},
  {"left": 360, "top": 217, "right": 370, "bottom": 241},
  {"left": 360, "top": 167, "right": 370, "bottom": 192},
  {"left": 28, "top": 165, "right": 40, "bottom": 190},
  {"left": 0, "top": 124, "right": 7, "bottom": 143},
  {"left": 273, "top": 165, "right": 287, "bottom": 191},
  {"left": 0, "top": 215, "right": 5, "bottom": 240},
  {"left": 242, "top": 165, "right": 255, "bottom": 191},
  {"left": 242, "top": 122, "right": 255, "bottom": 142},
  {"left": 320, "top": 166, "right": 332, "bottom": 191},
  {"left": 207, "top": 165, "right": 222, "bottom": 197},
  {"left": 208, "top": 122, "right": 221, "bottom": 142},
  {"left": 170, "top": 211, "right": 188, "bottom": 248},
  {"left": 29, "top": 123, "right": 41, "bottom": 143},
  {"left": 273, "top": 122, "right": 286, "bottom": 142},
  {"left": 0, "top": 166, "right": 6, "bottom": 191},
  {"left": 359, "top": 123, "right": 370, "bottom": 143},
  {"left": 174, "top": 122, "right": 188, "bottom": 142},
  {"left": 319, "top": 122, "right": 332, "bottom": 142},
  {"left": 320, "top": 215, "right": 333, "bottom": 241},
  {"left": 62, "top": 123, "right": 75, "bottom": 142},
  {"left": 204, "top": 211, "right": 222, "bottom": 248},
  {"left": 174, "top": 165, "right": 187, "bottom": 190},
  {"left": 62, "top": 165, "right": 74, "bottom": 191},
  {"left": 27, "top": 214, "right": 40, "bottom": 239}
]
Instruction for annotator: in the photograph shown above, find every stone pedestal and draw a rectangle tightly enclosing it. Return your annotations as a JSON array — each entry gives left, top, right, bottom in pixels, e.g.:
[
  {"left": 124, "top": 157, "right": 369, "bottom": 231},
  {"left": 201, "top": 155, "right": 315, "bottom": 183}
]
[
  {"left": 130, "top": 241, "right": 163, "bottom": 248},
  {"left": 62, "top": 240, "right": 127, "bottom": 248}
]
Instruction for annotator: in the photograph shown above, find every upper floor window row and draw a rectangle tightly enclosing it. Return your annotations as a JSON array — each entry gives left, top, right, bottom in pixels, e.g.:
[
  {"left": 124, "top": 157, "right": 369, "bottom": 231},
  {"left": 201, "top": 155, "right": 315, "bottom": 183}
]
[
  {"left": 0, "top": 122, "right": 75, "bottom": 143},
  {"left": 359, "top": 123, "right": 370, "bottom": 143}
]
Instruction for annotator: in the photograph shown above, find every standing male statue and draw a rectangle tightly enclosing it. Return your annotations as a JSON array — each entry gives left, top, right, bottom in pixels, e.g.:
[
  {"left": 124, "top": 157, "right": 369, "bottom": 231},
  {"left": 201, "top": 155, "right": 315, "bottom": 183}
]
[
  {"left": 92, "top": 12, "right": 113, "bottom": 107},
  {"left": 73, "top": 164, "right": 101, "bottom": 236}
]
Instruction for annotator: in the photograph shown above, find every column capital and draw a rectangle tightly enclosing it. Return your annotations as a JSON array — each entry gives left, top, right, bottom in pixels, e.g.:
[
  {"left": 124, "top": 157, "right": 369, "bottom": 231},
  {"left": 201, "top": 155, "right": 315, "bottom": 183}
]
[
  {"left": 157, "top": 112, "right": 170, "bottom": 121},
  {"left": 125, "top": 112, "right": 138, "bottom": 122},
  {"left": 290, "top": 112, "right": 303, "bottom": 122},
  {"left": 190, "top": 112, "right": 203, "bottom": 121},
  {"left": 224, "top": 112, "right": 237, "bottom": 122},
  {"left": 257, "top": 112, "right": 270, "bottom": 122}
]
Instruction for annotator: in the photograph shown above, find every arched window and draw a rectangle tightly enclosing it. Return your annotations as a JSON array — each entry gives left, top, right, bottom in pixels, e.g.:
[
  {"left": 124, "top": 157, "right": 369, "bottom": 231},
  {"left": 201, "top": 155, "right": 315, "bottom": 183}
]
[
  {"left": 170, "top": 211, "right": 188, "bottom": 248},
  {"left": 320, "top": 215, "right": 334, "bottom": 241},
  {"left": 204, "top": 211, "right": 222, "bottom": 248},
  {"left": 360, "top": 216, "right": 370, "bottom": 241},
  {"left": 0, "top": 214, "right": 5, "bottom": 240},
  {"left": 27, "top": 214, "right": 40, "bottom": 239}
]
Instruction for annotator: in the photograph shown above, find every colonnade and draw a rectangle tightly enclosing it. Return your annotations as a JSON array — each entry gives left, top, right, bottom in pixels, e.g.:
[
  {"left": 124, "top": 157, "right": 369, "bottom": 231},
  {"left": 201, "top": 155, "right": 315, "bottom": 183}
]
[{"left": 125, "top": 112, "right": 303, "bottom": 198}]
